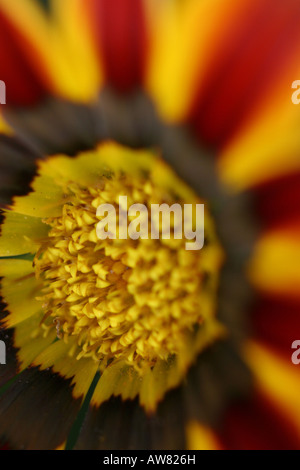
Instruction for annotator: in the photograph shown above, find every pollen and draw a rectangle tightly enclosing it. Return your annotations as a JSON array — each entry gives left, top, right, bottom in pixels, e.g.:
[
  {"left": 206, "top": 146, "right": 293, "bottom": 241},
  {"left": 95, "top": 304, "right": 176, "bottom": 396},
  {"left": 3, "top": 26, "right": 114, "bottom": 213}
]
[{"left": 34, "top": 146, "right": 223, "bottom": 373}]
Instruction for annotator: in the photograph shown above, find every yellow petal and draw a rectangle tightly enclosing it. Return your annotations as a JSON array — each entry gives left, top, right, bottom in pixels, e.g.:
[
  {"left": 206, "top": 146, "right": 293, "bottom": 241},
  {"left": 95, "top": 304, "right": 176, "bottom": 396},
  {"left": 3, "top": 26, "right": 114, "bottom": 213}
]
[
  {"left": 0, "top": 0, "right": 55, "bottom": 91},
  {"left": 0, "top": 112, "right": 13, "bottom": 134},
  {"left": 244, "top": 341, "right": 300, "bottom": 438},
  {"left": 0, "top": 211, "right": 49, "bottom": 256},
  {"left": 248, "top": 230, "right": 300, "bottom": 298},
  {"left": 91, "top": 361, "right": 140, "bottom": 407},
  {"left": 0, "top": 259, "right": 42, "bottom": 327},
  {"left": 12, "top": 172, "right": 65, "bottom": 218},
  {"left": 186, "top": 421, "right": 222, "bottom": 450},
  {"left": 90, "top": 320, "right": 225, "bottom": 413},
  {"left": 38, "top": 142, "right": 158, "bottom": 187},
  {"left": 33, "top": 338, "right": 99, "bottom": 399},
  {"left": 219, "top": 97, "right": 300, "bottom": 191},
  {"left": 139, "top": 320, "right": 225, "bottom": 413},
  {"left": 146, "top": 0, "right": 247, "bottom": 123},
  {"left": 55, "top": 442, "right": 66, "bottom": 450},
  {"left": 46, "top": 0, "right": 102, "bottom": 102},
  {"left": 14, "top": 312, "right": 57, "bottom": 370},
  {"left": 139, "top": 357, "right": 182, "bottom": 413}
]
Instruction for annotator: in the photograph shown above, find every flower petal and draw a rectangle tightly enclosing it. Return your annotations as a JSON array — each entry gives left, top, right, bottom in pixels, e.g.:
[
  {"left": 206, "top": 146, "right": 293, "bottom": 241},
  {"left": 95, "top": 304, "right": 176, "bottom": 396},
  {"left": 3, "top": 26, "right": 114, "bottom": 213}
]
[
  {"left": 0, "top": 0, "right": 53, "bottom": 105},
  {"left": 0, "top": 211, "right": 49, "bottom": 256},
  {"left": 11, "top": 169, "right": 65, "bottom": 218},
  {"left": 218, "top": 388, "right": 300, "bottom": 449},
  {"left": 147, "top": 0, "right": 241, "bottom": 123},
  {"left": 13, "top": 313, "right": 56, "bottom": 370},
  {"left": 0, "top": 259, "right": 42, "bottom": 328},
  {"left": 251, "top": 295, "right": 300, "bottom": 360},
  {"left": 186, "top": 421, "right": 222, "bottom": 450},
  {"left": 248, "top": 228, "right": 300, "bottom": 299},
  {"left": 32, "top": 338, "right": 99, "bottom": 400},
  {"left": 0, "top": 367, "right": 82, "bottom": 449},
  {"left": 45, "top": 0, "right": 102, "bottom": 102},
  {"left": 75, "top": 390, "right": 186, "bottom": 450},
  {"left": 253, "top": 171, "right": 300, "bottom": 230},
  {"left": 243, "top": 341, "right": 300, "bottom": 443},
  {"left": 187, "top": 0, "right": 300, "bottom": 148},
  {"left": 87, "top": 0, "right": 148, "bottom": 93},
  {"left": 219, "top": 99, "right": 300, "bottom": 191}
]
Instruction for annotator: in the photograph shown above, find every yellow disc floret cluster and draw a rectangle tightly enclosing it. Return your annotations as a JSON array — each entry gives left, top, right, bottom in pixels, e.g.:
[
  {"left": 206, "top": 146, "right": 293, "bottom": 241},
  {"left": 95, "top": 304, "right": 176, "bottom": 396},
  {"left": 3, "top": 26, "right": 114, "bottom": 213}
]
[{"left": 33, "top": 145, "right": 223, "bottom": 372}]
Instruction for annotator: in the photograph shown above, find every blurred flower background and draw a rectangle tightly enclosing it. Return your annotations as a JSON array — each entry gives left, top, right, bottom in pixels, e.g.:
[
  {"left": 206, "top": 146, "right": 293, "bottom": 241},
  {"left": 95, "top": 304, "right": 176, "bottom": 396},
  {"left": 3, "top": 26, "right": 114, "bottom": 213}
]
[{"left": 0, "top": 0, "right": 300, "bottom": 450}]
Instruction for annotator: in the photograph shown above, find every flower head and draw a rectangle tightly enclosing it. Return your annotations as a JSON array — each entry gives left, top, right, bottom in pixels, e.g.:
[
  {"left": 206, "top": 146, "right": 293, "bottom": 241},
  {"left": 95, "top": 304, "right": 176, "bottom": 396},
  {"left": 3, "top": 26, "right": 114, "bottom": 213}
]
[{"left": 1, "top": 0, "right": 300, "bottom": 450}]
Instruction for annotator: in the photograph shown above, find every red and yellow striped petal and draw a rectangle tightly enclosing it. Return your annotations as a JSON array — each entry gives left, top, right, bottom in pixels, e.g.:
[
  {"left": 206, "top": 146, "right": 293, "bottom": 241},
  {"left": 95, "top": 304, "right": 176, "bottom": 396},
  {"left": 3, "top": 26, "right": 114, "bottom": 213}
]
[
  {"left": 147, "top": 0, "right": 246, "bottom": 124},
  {"left": 218, "top": 388, "right": 300, "bottom": 449},
  {"left": 45, "top": 0, "right": 102, "bottom": 102},
  {"left": 186, "top": 421, "right": 223, "bottom": 450},
  {"left": 188, "top": 0, "right": 300, "bottom": 148},
  {"left": 0, "top": 0, "right": 54, "bottom": 105},
  {"left": 244, "top": 341, "right": 300, "bottom": 443}
]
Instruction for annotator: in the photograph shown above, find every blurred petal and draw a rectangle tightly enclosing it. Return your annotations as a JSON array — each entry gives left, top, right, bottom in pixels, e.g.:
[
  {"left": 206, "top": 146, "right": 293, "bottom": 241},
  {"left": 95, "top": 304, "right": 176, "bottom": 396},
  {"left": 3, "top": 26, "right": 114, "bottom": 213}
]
[
  {"left": 253, "top": 171, "right": 300, "bottom": 230},
  {"left": 148, "top": 0, "right": 300, "bottom": 152},
  {"left": 219, "top": 98, "right": 300, "bottom": 190},
  {"left": 0, "top": 115, "right": 12, "bottom": 134},
  {"left": 218, "top": 388, "right": 300, "bottom": 449},
  {"left": 251, "top": 296, "right": 300, "bottom": 360},
  {"left": 0, "top": 368, "right": 82, "bottom": 450},
  {"left": 147, "top": 0, "right": 245, "bottom": 123},
  {"left": 0, "top": 135, "right": 38, "bottom": 207},
  {"left": 244, "top": 341, "right": 300, "bottom": 441},
  {"left": 46, "top": 0, "right": 102, "bottom": 102},
  {"left": 0, "top": 0, "right": 53, "bottom": 105},
  {"left": 87, "top": 0, "right": 148, "bottom": 93},
  {"left": 187, "top": 0, "right": 300, "bottom": 148},
  {"left": 32, "top": 339, "right": 99, "bottom": 400},
  {"left": 186, "top": 421, "right": 222, "bottom": 450},
  {"left": 248, "top": 228, "right": 300, "bottom": 299},
  {"left": 76, "top": 389, "right": 186, "bottom": 450}
]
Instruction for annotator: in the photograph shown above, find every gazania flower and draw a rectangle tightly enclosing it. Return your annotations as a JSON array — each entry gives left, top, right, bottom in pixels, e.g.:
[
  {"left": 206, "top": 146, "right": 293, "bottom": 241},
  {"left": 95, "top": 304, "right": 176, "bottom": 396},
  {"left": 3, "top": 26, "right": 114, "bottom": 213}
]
[{"left": 1, "top": 0, "right": 300, "bottom": 450}]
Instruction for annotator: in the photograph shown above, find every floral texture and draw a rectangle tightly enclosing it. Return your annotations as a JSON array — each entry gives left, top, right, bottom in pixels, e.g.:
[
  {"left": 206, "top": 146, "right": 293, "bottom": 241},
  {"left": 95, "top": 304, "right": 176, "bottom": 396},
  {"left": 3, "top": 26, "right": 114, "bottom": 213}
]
[{"left": 0, "top": 0, "right": 300, "bottom": 450}]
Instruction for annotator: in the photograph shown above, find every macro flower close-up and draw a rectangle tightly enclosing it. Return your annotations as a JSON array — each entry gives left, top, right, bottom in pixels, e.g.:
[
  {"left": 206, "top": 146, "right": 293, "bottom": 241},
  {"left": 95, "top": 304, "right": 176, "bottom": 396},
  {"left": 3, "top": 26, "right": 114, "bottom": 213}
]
[{"left": 1, "top": 0, "right": 300, "bottom": 451}]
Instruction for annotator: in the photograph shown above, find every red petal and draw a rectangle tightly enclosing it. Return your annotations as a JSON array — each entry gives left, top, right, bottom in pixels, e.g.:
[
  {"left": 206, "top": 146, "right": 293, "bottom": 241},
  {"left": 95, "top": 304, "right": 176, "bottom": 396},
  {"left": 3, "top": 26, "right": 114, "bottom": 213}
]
[
  {"left": 89, "top": 0, "right": 148, "bottom": 93},
  {"left": 187, "top": 0, "right": 300, "bottom": 149},
  {"left": 251, "top": 295, "right": 300, "bottom": 361},
  {"left": 253, "top": 171, "right": 300, "bottom": 230},
  {"left": 219, "top": 390, "right": 300, "bottom": 450},
  {"left": 0, "top": 10, "right": 47, "bottom": 106}
]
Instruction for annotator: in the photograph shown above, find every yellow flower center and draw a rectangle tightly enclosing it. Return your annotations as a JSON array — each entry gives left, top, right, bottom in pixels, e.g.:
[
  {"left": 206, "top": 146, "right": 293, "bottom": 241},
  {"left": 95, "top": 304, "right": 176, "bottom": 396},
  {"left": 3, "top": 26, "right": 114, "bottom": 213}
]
[{"left": 33, "top": 144, "right": 223, "bottom": 373}]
